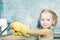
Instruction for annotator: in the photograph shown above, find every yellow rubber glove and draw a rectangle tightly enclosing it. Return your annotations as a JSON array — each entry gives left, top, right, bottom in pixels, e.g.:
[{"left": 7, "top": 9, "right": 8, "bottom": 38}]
[{"left": 10, "top": 21, "right": 30, "bottom": 37}]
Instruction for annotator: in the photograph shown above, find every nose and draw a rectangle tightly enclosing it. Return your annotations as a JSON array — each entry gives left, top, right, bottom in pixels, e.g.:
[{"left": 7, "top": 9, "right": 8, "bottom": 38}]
[{"left": 43, "top": 20, "right": 47, "bottom": 24}]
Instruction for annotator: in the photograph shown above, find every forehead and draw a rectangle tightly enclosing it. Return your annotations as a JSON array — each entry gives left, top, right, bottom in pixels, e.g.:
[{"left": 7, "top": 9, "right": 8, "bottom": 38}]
[{"left": 41, "top": 12, "right": 53, "bottom": 19}]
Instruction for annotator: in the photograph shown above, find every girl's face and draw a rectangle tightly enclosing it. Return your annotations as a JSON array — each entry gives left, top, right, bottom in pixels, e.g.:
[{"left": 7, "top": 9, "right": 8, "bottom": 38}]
[{"left": 40, "top": 12, "right": 54, "bottom": 29}]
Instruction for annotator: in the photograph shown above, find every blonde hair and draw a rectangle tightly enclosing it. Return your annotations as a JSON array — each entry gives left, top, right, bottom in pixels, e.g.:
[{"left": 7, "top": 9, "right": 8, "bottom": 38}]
[{"left": 40, "top": 9, "right": 58, "bottom": 27}]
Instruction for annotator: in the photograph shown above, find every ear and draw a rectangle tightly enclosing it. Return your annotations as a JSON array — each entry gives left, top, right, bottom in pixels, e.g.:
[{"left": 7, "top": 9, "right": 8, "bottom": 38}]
[{"left": 52, "top": 20, "right": 55, "bottom": 26}]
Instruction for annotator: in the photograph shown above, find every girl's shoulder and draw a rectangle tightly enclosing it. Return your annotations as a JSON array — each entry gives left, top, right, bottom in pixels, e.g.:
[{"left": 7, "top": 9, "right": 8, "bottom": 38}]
[
  {"left": 41, "top": 29, "right": 53, "bottom": 36},
  {"left": 42, "top": 29, "right": 53, "bottom": 32}
]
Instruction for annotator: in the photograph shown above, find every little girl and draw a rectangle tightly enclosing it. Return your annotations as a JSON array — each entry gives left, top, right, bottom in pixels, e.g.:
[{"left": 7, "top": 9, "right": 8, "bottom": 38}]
[
  {"left": 10, "top": 9, "right": 58, "bottom": 40},
  {"left": 28, "top": 9, "right": 58, "bottom": 40}
]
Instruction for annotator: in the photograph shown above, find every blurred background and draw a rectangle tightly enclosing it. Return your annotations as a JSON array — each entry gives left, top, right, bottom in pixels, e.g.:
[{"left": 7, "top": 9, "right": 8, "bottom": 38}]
[{"left": 0, "top": 0, "right": 60, "bottom": 40}]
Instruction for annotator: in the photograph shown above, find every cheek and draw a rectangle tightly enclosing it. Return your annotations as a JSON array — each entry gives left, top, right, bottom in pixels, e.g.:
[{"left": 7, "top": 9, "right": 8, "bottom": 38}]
[
  {"left": 47, "top": 21, "right": 53, "bottom": 25},
  {"left": 41, "top": 21, "right": 43, "bottom": 24},
  {"left": 40, "top": 21, "right": 53, "bottom": 26},
  {"left": 40, "top": 21, "right": 43, "bottom": 25}
]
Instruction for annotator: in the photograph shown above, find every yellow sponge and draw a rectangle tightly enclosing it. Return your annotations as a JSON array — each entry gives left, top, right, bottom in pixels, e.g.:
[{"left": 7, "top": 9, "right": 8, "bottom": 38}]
[{"left": 10, "top": 21, "right": 30, "bottom": 37}]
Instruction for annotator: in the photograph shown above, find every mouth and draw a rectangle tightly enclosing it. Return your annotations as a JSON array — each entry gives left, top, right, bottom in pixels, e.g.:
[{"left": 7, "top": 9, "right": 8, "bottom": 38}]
[{"left": 43, "top": 24, "right": 47, "bottom": 26}]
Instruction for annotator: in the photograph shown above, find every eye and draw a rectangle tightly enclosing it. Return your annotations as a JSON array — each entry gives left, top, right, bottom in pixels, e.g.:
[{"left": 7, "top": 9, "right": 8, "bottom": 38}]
[
  {"left": 47, "top": 19, "right": 50, "bottom": 21},
  {"left": 41, "top": 19, "right": 44, "bottom": 21}
]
